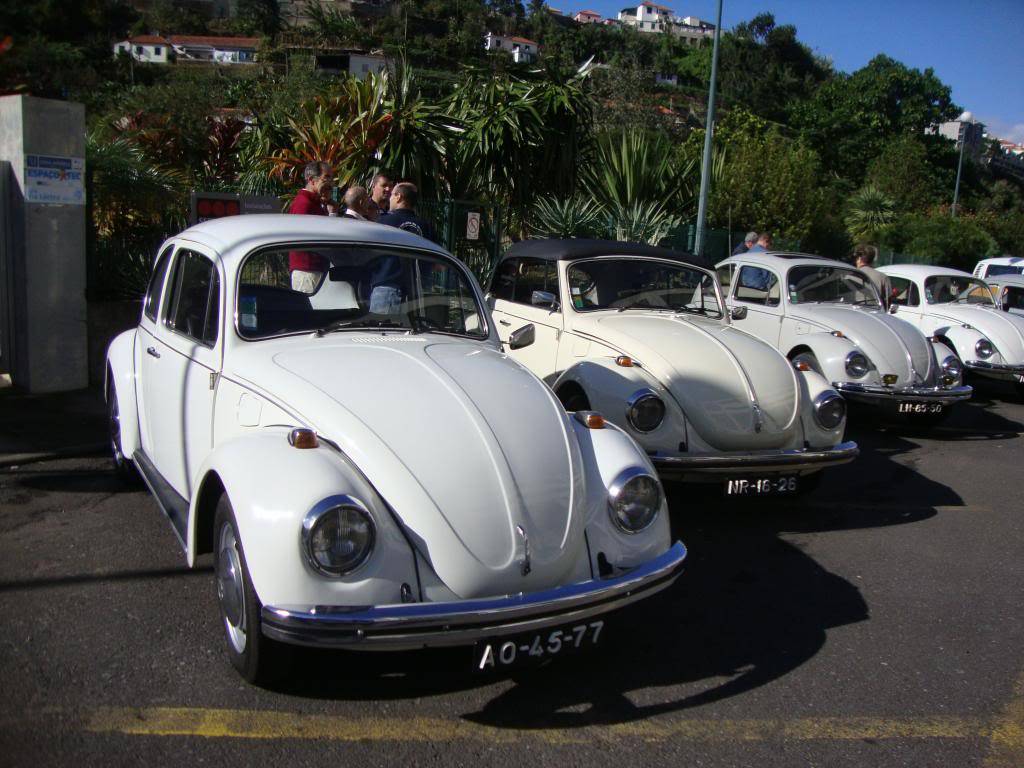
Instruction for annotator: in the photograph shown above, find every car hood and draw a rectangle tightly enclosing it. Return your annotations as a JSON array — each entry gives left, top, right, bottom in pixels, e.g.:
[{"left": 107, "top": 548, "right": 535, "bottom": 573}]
[
  {"left": 577, "top": 313, "right": 800, "bottom": 451},
  {"left": 231, "top": 334, "right": 586, "bottom": 599},
  {"left": 792, "top": 305, "right": 933, "bottom": 385},
  {"left": 925, "top": 304, "right": 1024, "bottom": 361}
]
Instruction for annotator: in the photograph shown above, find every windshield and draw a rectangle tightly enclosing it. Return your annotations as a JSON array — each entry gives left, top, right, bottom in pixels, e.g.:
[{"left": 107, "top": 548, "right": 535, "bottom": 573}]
[
  {"left": 236, "top": 245, "right": 487, "bottom": 340},
  {"left": 787, "top": 265, "right": 881, "bottom": 307},
  {"left": 924, "top": 276, "right": 994, "bottom": 306},
  {"left": 986, "top": 264, "right": 1024, "bottom": 277},
  {"left": 566, "top": 258, "right": 723, "bottom": 318}
]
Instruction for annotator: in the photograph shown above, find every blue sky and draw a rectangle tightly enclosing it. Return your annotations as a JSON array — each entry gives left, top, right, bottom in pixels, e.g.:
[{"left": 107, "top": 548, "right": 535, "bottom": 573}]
[{"left": 573, "top": 0, "right": 1024, "bottom": 142}]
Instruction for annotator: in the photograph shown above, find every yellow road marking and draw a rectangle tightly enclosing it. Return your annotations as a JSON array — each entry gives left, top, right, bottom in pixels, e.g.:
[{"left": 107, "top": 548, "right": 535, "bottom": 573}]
[
  {"left": 85, "top": 707, "right": 991, "bottom": 744},
  {"left": 985, "top": 668, "right": 1024, "bottom": 767}
]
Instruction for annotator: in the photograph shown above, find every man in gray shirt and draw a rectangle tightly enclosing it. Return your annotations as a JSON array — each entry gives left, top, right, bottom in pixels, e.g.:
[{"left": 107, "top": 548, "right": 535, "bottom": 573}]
[{"left": 854, "top": 243, "right": 891, "bottom": 308}]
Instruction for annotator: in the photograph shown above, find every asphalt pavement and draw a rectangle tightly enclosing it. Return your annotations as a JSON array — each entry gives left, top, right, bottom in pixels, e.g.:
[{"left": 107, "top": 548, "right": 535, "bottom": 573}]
[{"left": 0, "top": 380, "right": 1022, "bottom": 767}]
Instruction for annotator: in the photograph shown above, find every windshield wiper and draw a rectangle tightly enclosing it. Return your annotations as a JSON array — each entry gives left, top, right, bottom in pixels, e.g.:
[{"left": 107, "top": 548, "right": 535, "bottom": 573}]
[{"left": 315, "top": 319, "right": 408, "bottom": 336}]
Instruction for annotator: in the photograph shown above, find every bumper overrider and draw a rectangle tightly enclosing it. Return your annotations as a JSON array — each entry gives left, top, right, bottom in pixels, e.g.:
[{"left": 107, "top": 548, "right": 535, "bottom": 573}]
[
  {"left": 963, "top": 360, "right": 1024, "bottom": 381},
  {"left": 650, "top": 441, "right": 858, "bottom": 478},
  {"left": 832, "top": 381, "right": 973, "bottom": 405},
  {"left": 262, "top": 541, "right": 687, "bottom": 649}
]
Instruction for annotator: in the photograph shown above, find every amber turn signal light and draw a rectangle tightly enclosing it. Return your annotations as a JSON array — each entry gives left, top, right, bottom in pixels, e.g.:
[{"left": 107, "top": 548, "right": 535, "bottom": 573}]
[
  {"left": 615, "top": 355, "right": 635, "bottom": 368},
  {"left": 793, "top": 361, "right": 812, "bottom": 371},
  {"left": 573, "top": 411, "right": 606, "bottom": 429},
  {"left": 288, "top": 428, "right": 319, "bottom": 449}
]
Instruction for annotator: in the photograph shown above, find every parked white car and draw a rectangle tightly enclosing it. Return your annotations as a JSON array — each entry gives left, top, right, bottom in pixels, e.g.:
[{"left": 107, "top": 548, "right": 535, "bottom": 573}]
[
  {"left": 985, "top": 274, "right": 1024, "bottom": 317},
  {"left": 880, "top": 264, "right": 1024, "bottom": 391},
  {"left": 716, "top": 252, "right": 972, "bottom": 419},
  {"left": 972, "top": 256, "right": 1024, "bottom": 279},
  {"left": 105, "top": 216, "right": 686, "bottom": 683},
  {"left": 487, "top": 240, "right": 857, "bottom": 497}
]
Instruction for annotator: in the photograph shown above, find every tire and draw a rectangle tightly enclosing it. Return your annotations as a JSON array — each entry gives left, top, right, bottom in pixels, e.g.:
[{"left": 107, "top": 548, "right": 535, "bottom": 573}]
[
  {"left": 108, "top": 382, "right": 140, "bottom": 486},
  {"left": 213, "top": 495, "right": 286, "bottom": 685},
  {"left": 790, "top": 351, "right": 822, "bottom": 376}
]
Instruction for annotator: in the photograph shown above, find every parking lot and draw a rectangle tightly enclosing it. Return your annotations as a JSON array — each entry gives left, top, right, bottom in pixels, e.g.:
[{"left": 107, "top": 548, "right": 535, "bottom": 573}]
[{"left": 1, "top": 382, "right": 1022, "bottom": 767}]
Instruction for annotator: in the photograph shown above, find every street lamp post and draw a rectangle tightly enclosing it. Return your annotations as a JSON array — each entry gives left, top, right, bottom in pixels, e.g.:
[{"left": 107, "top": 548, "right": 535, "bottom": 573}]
[
  {"left": 693, "top": 0, "right": 723, "bottom": 257},
  {"left": 951, "top": 111, "right": 972, "bottom": 218}
]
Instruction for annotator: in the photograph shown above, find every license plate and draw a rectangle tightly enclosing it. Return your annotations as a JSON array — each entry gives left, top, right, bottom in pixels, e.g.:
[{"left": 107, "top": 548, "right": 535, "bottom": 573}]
[
  {"left": 898, "top": 402, "right": 944, "bottom": 414},
  {"left": 724, "top": 476, "right": 798, "bottom": 496},
  {"left": 474, "top": 620, "right": 604, "bottom": 672}
]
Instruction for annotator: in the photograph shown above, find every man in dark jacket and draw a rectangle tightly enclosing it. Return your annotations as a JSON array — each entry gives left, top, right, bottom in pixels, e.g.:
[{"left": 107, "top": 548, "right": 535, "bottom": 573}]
[{"left": 377, "top": 182, "right": 437, "bottom": 243}]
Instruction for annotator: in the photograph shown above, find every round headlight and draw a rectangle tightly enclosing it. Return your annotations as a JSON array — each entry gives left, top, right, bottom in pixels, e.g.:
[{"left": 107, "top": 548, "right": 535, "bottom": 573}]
[
  {"left": 302, "top": 497, "right": 376, "bottom": 577},
  {"left": 813, "top": 392, "right": 846, "bottom": 430},
  {"left": 941, "top": 355, "right": 963, "bottom": 380},
  {"left": 608, "top": 468, "right": 661, "bottom": 534},
  {"left": 845, "top": 351, "right": 870, "bottom": 378},
  {"left": 975, "top": 339, "right": 994, "bottom": 359},
  {"left": 626, "top": 390, "right": 666, "bottom": 433}
]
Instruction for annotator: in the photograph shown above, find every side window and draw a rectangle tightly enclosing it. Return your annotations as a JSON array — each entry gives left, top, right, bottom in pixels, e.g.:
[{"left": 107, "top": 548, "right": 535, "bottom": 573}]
[
  {"left": 511, "top": 257, "right": 558, "bottom": 305},
  {"left": 163, "top": 250, "right": 220, "bottom": 347},
  {"left": 143, "top": 246, "right": 174, "bottom": 323},
  {"left": 490, "top": 259, "right": 517, "bottom": 301},
  {"left": 735, "top": 266, "right": 780, "bottom": 307},
  {"left": 889, "top": 276, "right": 919, "bottom": 307},
  {"left": 716, "top": 264, "right": 734, "bottom": 293}
]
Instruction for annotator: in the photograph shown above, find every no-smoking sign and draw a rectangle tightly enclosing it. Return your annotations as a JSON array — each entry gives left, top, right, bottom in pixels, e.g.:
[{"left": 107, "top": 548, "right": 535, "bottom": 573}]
[{"left": 466, "top": 211, "right": 481, "bottom": 240}]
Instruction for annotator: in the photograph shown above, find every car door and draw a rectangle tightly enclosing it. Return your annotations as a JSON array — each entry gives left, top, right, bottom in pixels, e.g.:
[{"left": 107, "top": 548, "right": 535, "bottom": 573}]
[
  {"left": 727, "top": 264, "right": 784, "bottom": 346},
  {"left": 142, "top": 245, "right": 223, "bottom": 500},
  {"left": 136, "top": 245, "right": 175, "bottom": 458},
  {"left": 887, "top": 276, "right": 925, "bottom": 328},
  {"left": 489, "top": 257, "right": 562, "bottom": 381}
]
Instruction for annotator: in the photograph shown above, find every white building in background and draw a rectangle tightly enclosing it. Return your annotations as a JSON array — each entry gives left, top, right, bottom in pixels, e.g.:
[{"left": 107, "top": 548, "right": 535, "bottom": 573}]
[
  {"left": 574, "top": 9, "right": 602, "bottom": 23},
  {"left": 672, "top": 15, "right": 714, "bottom": 45},
  {"left": 113, "top": 35, "right": 171, "bottom": 63},
  {"left": 113, "top": 35, "right": 260, "bottom": 64},
  {"left": 483, "top": 32, "right": 539, "bottom": 63},
  {"left": 931, "top": 111, "right": 986, "bottom": 161},
  {"left": 618, "top": 2, "right": 673, "bottom": 33}
]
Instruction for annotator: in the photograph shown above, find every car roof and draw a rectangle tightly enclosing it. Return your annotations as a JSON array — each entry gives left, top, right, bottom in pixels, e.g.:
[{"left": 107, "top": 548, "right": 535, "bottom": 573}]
[
  {"left": 720, "top": 250, "right": 852, "bottom": 270},
  {"left": 173, "top": 214, "right": 450, "bottom": 268},
  {"left": 500, "top": 238, "right": 711, "bottom": 270},
  {"left": 986, "top": 274, "right": 1024, "bottom": 287},
  {"left": 977, "top": 256, "right": 1024, "bottom": 266},
  {"left": 879, "top": 263, "right": 973, "bottom": 280}
]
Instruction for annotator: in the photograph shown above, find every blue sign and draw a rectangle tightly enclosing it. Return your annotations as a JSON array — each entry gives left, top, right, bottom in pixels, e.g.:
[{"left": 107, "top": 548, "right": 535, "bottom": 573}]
[{"left": 24, "top": 154, "right": 86, "bottom": 205}]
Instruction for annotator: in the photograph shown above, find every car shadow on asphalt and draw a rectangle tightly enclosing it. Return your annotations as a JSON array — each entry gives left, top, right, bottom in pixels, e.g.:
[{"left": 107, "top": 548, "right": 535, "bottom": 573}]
[{"left": 268, "top": 425, "right": 960, "bottom": 725}]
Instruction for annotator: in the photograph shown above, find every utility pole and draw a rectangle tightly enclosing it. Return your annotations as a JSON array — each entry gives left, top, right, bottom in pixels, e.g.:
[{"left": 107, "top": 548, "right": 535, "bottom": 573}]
[
  {"left": 952, "top": 117, "right": 968, "bottom": 218},
  {"left": 693, "top": 0, "right": 723, "bottom": 257}
]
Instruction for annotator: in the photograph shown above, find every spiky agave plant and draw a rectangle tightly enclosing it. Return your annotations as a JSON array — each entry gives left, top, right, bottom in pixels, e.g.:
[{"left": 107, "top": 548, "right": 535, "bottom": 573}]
[{"left": 528, "top": 195, "right": 607, "bottom": 239}]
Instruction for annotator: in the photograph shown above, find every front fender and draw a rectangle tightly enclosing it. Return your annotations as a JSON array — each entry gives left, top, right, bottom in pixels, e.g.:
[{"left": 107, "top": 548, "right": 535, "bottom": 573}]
[
  {"left": 569, "top": 417, "right": 673, "bottom": 575},
  {"left": 105, "top": 329, "right": 140, "bottom": 460},
  {"left": 934, "top": 324, "right": 988, "bottom": 364},
  {"left": 791, "top": 332, "right": 859, "bottom": 383},
  {"left": 189, "top": 428, "right": 417, "bottom": 608},
  {"left": 552, "top": 358, "right": 688, "bottom": 454}
]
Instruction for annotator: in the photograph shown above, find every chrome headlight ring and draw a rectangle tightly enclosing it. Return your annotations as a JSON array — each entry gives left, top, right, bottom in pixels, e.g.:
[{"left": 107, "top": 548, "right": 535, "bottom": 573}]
[
  {"left": 813, "top": 391, "right": 846, "bottom": 430},
  {"left": 941, "top": 355, "right": 963, "bottom": 382},
  {"left": 845, "top": 350, "right": 870, "bottom": 379},
  {"left": 626, "top": 389, "right": 666, "bottom": 433},
  {"left": 301, "top": 495, "right": 376, "bottom": 577},
  {"left": 608, "top": 466, "right": 662, "bottom": 534},
  {"left": 975, "top": 339, "right": 995, "bottom": 359}
]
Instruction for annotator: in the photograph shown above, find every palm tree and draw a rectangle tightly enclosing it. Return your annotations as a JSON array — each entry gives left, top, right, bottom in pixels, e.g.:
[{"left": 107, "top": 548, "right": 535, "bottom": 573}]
[{"left": 845, "top": 185, "right": 897, "bottom": 244}]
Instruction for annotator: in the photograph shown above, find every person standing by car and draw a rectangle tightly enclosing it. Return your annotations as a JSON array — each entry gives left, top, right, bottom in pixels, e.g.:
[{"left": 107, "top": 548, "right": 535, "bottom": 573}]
[
  {"left": 732, "top": 231, "right": 758, "bottom": 256},
  {"left": 366, "top": 171, "right": 395, "bottom": 219},
  {"left": 747, "top": 232, "right": 773, "bottom": 252},
  {"left": 377, "top": 182, "right": 437, "bottom": 243},
  {"left": 854, "top": 243, "right": 891, "bottom": 308},
  {"left": 287, "top": 161, "right": 332, "bottom": 291},
  {"left": 342, "top": 186, "right": 375, "bottom": 220}
]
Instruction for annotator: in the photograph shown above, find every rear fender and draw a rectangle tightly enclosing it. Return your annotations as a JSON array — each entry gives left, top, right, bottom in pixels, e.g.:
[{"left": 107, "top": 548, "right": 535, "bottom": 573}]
[
  {"left": 105, "top": 329, "right": 141, "bottom": 459},
  {"left": 189, "top": 428, "right": 417, "bottom": 608},
  {"left": 796, "top": 367, "right": 847, "bottom": 446}
]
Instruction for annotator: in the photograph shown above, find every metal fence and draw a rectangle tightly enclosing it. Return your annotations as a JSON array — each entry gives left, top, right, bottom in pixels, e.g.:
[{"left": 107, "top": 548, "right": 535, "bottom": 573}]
[{"left": 418, "top": 199, "right": 504, "bottom": 285}]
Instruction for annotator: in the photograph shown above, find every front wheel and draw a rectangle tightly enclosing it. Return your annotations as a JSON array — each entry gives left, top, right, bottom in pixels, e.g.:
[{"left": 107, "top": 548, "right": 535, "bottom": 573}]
[
  {"left": 108, "top": 383, "right": 139, "bottom": 486},
  {"left": 214, "top": 495, "right": 286, "bottom": 684}
]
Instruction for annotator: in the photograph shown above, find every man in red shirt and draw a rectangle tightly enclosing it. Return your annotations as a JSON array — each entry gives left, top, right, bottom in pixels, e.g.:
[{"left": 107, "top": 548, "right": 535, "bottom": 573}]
[{"left": 287, "top": 161, "right": 333, "bottom": 291}]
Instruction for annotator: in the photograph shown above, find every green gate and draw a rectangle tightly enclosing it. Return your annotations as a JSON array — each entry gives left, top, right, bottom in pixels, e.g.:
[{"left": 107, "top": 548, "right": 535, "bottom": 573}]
[{"left": 419, "top": 200, "right": 503, "bottom": 285}]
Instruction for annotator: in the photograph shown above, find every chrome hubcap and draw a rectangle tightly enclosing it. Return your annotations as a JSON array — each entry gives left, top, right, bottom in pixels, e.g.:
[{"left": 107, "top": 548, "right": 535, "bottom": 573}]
[
  {"left": 217, "top": 522, "right": 246, "bottom": 653},
  {"left": 109, "top": 394, "right": 123, "bottom": 463}
]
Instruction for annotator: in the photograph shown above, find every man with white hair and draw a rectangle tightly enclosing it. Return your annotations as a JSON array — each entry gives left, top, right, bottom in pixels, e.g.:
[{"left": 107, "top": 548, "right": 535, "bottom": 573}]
[{"left": 732, "top": 231, "right": 758, "bottom": 256}]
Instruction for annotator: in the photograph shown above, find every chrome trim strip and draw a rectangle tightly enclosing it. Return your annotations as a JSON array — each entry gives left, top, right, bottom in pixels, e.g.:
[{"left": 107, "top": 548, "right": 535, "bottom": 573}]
[
  {"left": 625, "top": 388, "right": 664, "bottom": 434},
  {"left": 261, "top": 541, "right": 687, "bottom": 649},
  {"left": 650, "top": 441, "right": 859, "bottom": 473},
  {"left": 607, "top": 466, "right": 660, "bottom": 534},
  {"left": 832, "top": 382, "right": 973, "bottom": 403},
  {"left": 963, "top": 360, "right": 1024, "bottom": 373},
  {"left": 300, "top": 495, "right": 376, "bottom": 577}
]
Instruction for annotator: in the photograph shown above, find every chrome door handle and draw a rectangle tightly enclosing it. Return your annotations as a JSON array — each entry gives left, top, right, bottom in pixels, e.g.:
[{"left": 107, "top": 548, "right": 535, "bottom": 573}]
[
  {"left": 146, "top": 346, "right": 161, "bottom": 358},
  {"left": 499, "top": 320, "right": 511, "bottom": 326}
]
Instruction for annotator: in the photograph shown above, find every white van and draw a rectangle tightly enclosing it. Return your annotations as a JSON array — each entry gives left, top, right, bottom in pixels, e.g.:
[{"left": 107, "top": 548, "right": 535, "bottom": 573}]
[{"left": 973, "top": 256, "right": 1024, "bottom": 279}]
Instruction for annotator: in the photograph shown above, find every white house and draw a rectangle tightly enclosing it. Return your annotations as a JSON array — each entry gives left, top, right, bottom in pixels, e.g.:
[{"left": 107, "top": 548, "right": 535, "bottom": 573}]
[
  {"left": 574, "top": 9, "right": 602, "bottom": 23},
  {"left": 483, "top": 32, "right": 539, "bottom": 63},
  {"left": 617, "top": 2, "right": 673, "bottom": 33},
  {"left": 671, "top": 15, "right": 714, "bottom": 45},
  {"left": 313, "top": 50, "right": 388, "bottom": 79},
  {"left": 113, "top": 35, "right": 171, "bottom": 63}
]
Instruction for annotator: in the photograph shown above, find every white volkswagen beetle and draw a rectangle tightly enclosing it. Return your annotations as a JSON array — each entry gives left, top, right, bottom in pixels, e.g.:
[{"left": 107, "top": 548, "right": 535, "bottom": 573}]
[
  {"left": 105, "top": 216, "right": 686, "bottom": 683},
  {"left": 880, "top": 264, "right": 1024, "bottom": 392},
  {"left": 717, "top": 252, "right": 972, "bottom": 419},
  {"left": 487, "top": 240, "right": 857, "bottom": 497}
]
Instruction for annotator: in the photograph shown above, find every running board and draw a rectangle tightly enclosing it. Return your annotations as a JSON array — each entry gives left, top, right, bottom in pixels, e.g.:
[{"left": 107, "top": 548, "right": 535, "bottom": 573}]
[{"left": 133, "top": 449, "right": 189, "bottom": 553}]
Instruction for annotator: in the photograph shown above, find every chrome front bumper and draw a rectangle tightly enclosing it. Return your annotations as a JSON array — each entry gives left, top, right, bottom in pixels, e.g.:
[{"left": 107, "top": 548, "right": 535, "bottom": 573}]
[
  {"left": 261, "top": 542, "right": 687, "bottom": 649},
  {"left": 650, "top": 441, "right": 858, "bottom": 478},
  {"left": 832, "top": 381, "right": 973, "bottom": 405},
  {"left": 963, "top": 360, "right": 1024, "bottom": 380}
]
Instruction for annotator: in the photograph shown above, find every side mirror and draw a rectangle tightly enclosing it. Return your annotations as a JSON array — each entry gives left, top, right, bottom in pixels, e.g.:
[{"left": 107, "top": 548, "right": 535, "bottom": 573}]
[
  {"left": 730, "top": 305, "right": 747, "bottom": 320},
  {"left": 531, "top": 290, "right": 558, "bottom": 310},
  {"left": 508, "top": 323, "right": 536, "bottom": 350}
]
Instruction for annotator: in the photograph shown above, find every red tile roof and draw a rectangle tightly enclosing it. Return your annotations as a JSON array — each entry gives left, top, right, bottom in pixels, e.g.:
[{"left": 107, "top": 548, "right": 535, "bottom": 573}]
[
  {"left": 169, "top": 35, "right": 261, "bottom": 48},
  {"left": 126, "top": 35, "right": 170, "bottom": 45},
  {"left": 576, "top": 9, "right": 601, "bottom": 15},
  {"left": 640, "top": 1, "right": 673, "bottom": 10},
  {"left": 510, "top": 36, "right": 539, "bottom": 45}
]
